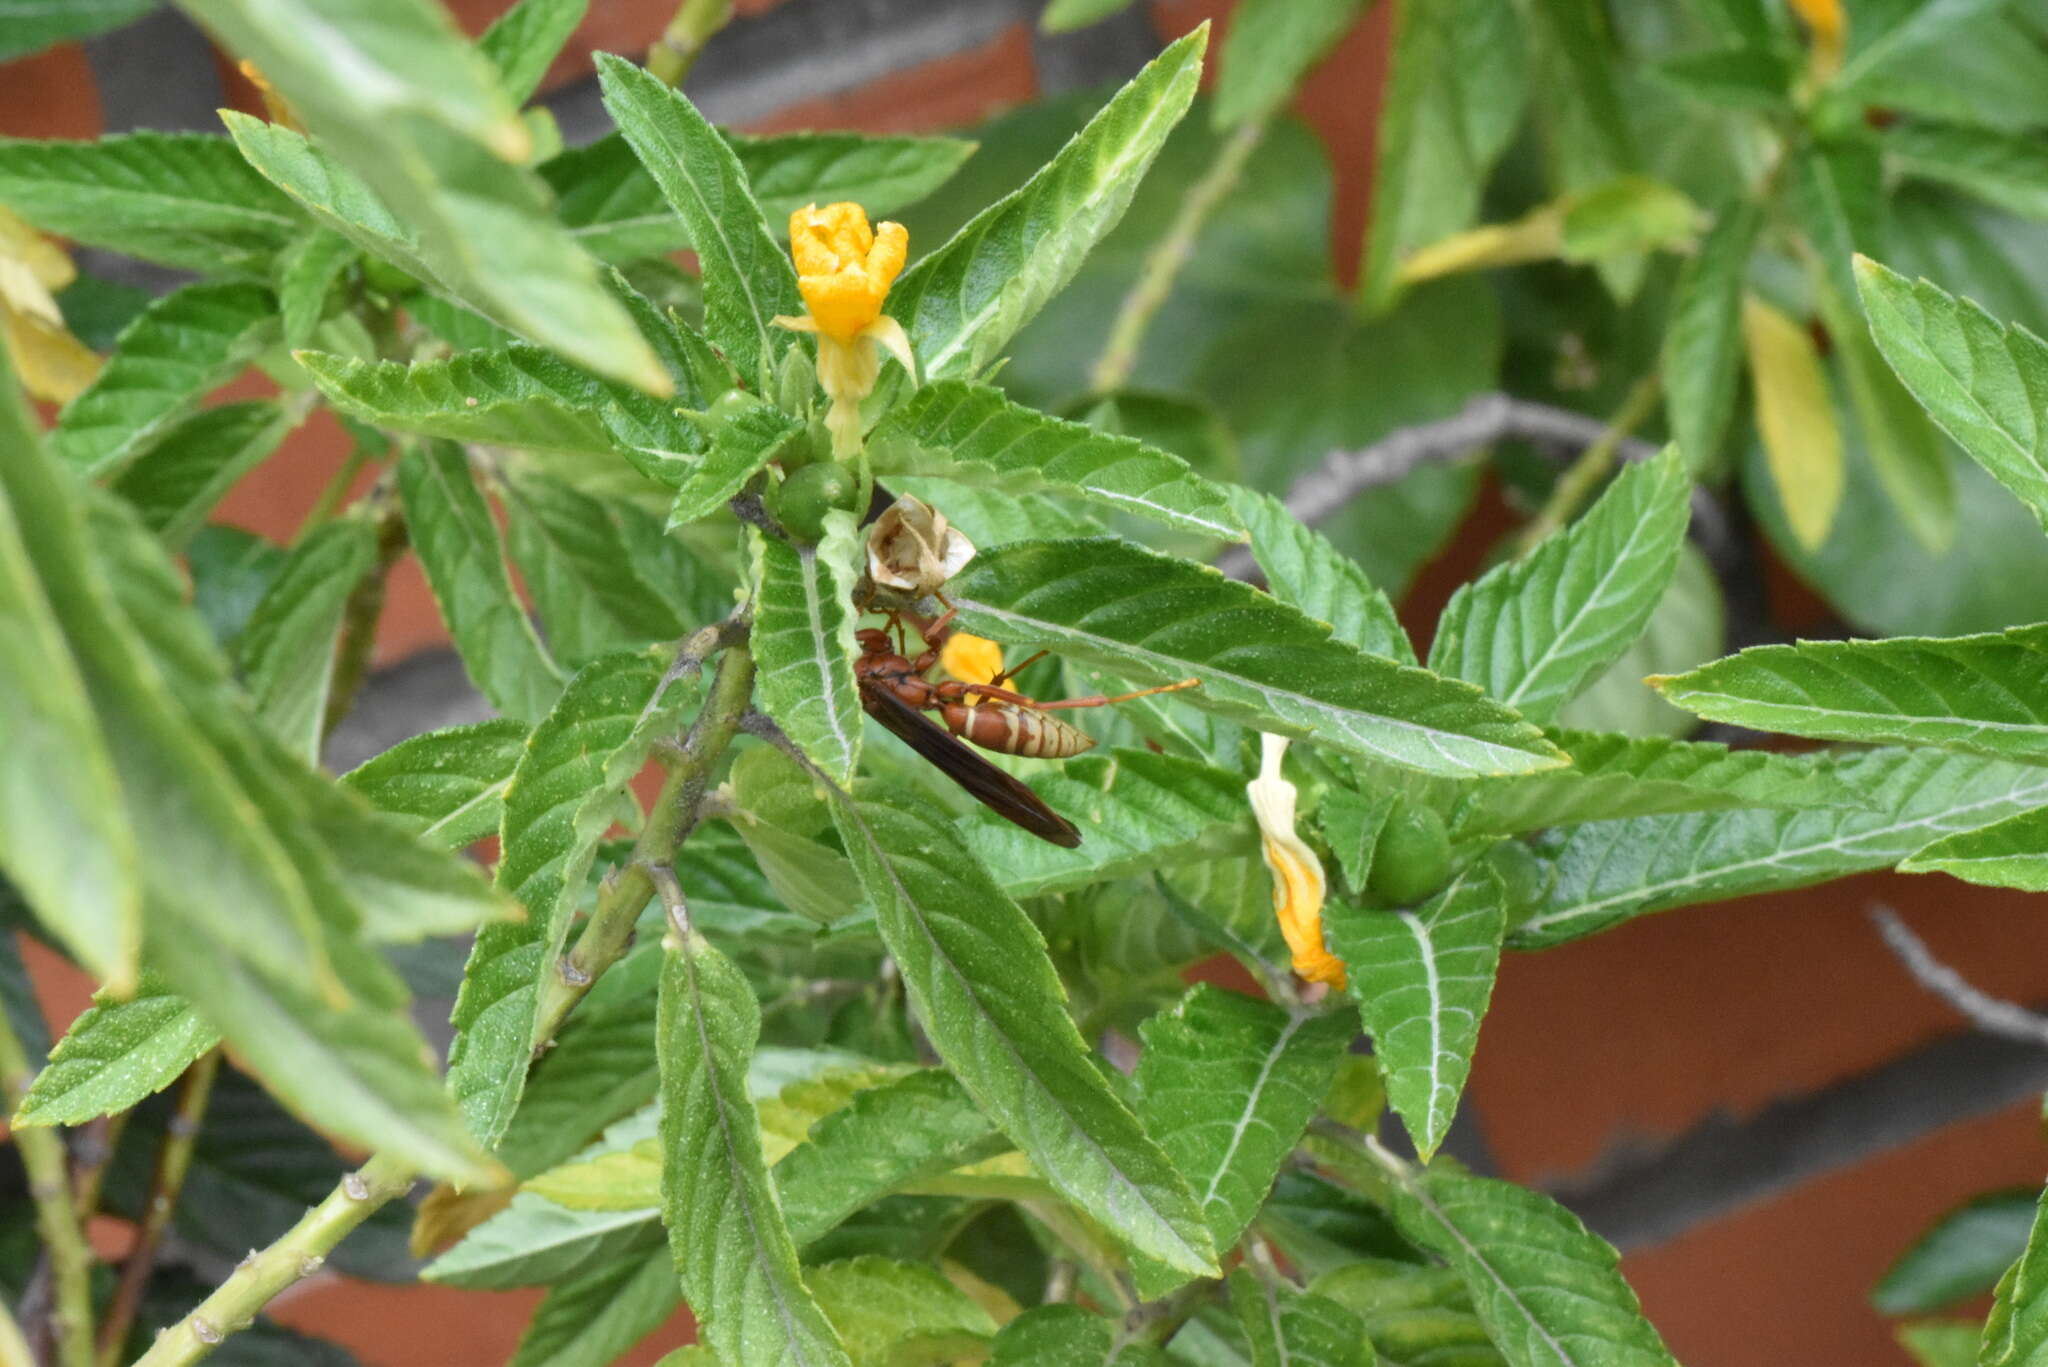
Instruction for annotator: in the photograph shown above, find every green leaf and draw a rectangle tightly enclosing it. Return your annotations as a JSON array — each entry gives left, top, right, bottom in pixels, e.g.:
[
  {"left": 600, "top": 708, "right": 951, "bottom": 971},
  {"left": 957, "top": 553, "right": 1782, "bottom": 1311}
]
[
  {"left": 1835, "top": 0, "right": 2009, "bottom": 92},
  {"left": 776, "top": 1070, "right": 1007, "bottom": 1248},
  {"left": 448, "top": 649, "right": 696, "bottom": 1147},
  {"left": 1512, "top": 748, "right": 2048, "bottom": 948},
  {"left": 1875, "top": 1188, "right": 2038, "bottom": 1315},
  {"left": 1524, "top": 0, "right": 1640, "bottom": 296},
  {"left": 53, "top": 281, "right": 278, "bottom": 476},
  {"left": 1897, "top": 1322, "right": 1980, "bottom": 1367},
  {"left": 1649, "top": 45, "right": 1794, "bottom": 111},
  {"left": 752, "top": 516, "right": 863, "bottom": 786},
  {"left": 1312, "top": 1259, "right": 1505, "bottom": 1367},
  {"left": 428, "top": 1191, "right": 665, "bottom": 1289},
  {"left": 189, "top": 0, "right": 667, "bottom": 394},
  {"left": 1558, "top": 176, "right": 1699, "bottom": 264},
  {"left": 235, "top": 516, "right": 377, "bottom": 760},
  {"left": 340, "top": 718, "right": 528, "bottom": 850},
  {"left": 1229, "top": 1268, "right": 1371, "bottom": 1367},
  {"left": 1856, "top": 255, "right": 2048, "bottom": 533},
  {"left": 594, "top": 54, "right": 801, "bottom": 392},
  {"left": 957, "top": 747, "right": 1248, "bottom": 898},
  {"left": 1887, "top": 124, "right": 2048, "bottom": 223},
  {"left": 0, "top": 132, "right": 302, "bottom": 272},
  {"left": 0, "top": 391, "right": 142, "bottom": 986},
  {"left": 1653, "top": 625, "right": 2048, "bottom": 761},
  {"left": 889, "top": 27, "right": 1207, "bottom": 383},
  {"left": 1040, "top": 0, "right": 1139, "bottom": 31},
  {"left": 0, "top": 0, "right": 154, "bottom": 61},
  {"left": 1328, "top": 865, "right": 1504, "bottom": 1160},
  {"left": 1389, "top": 1170, "right": 1676, "bottom": 1367},
  {"left": 275, "top": 228, "right": 358, "bottom": 347},
  {"left": 478, "top": 0, "right": 587, "bottom": 106},
  {"left": 1662, "top": 199, "right": 1759, "bottom": 471},
  {"left": 1135, "top": 987, "right": 1351, "bottom": 1256},
  {"left": 397, "top": 441, "right": 564, "bottom": 724},
  {"left": 1212, "top": 0, "right": 1369, "bottom": 130},
  {"left": 669, "top": 402, "right": 804, "bottom": 527},
  {"left": 808, "top": 1255, "right": 998, "bottom": 1365},
  {"left": 60, "top": 485, "right": 494, "bottom": 1181},
  {"left": 950, "top": 539, "right": 1563, "bottom": 778},
  {"left": 1357, "top": 0, "right": 1527, "bottom": 314},
  {"left": 1555, "top": 542, "right": 1723, "bottom": 739},
  {"left": 1456, "top": 729, "right": 1857, "bottom": 835},
  {"left": 109, "top": 401, "right": 298, "bottom": 550},
  {"left": 1979, "top": 1181, "right": 2048, "bottom": 1367},
  {"left": 1429, "top": 447, "right": 1691, "bottom": 726},
  {"left": 222, "top": 113, "right": 440, "bottom": 287},
  {"left": 1228, "top": 486, "right": 1414, "bottom": 665},
  {"left": 831, "top": 792, "right": 1219, "bottom": 1277},
  {"left": 297, "top": 346, "right": 703, "bottom": 488},
  {"left": 502, "top": 470, "right": 726, "bottom": 668},
  {"left": 13, "top": 974, "right": 214, "bottom": 1126},
  {"left": 987, "top": 1305, "right": 1115, "bottom": 1365},
  {"left": 507, "top": 1250, "right": 678, "bottom": 1367},
  {"left": 656, "top": 923, "right": 853, "bottom": 1366},
  {"left": 871, "top": 381, "right": 1242, "bottom": 540},
  {"left": 1902, "top": 807, "right": 2048, "bottom": 891},
  {"left": 545, "top": 130, "right": 976, "bottom": 265}
]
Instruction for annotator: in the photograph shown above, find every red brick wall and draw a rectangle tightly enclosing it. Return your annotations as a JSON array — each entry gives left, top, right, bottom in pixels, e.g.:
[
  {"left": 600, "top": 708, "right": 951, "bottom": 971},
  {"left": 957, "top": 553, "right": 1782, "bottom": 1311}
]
[{"left": 7, "top": 5, "right": 2045, "bottom": 1365}]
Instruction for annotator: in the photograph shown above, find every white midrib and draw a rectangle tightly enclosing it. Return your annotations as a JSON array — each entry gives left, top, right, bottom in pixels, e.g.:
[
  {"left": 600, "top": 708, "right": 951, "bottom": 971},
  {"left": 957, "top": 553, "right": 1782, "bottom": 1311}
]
[
  {"left": 797, "top": 547, "right": 858, "bottom": 776},
  {"left": 1198, "top": 1012, "right": 1307, "bottom": 1214}
]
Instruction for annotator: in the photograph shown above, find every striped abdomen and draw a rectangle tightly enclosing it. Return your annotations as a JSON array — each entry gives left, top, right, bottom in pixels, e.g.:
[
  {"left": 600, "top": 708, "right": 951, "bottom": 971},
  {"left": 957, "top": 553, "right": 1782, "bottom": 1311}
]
[{"left": 942, "top": 701, "right": 1096, "bottom": 758}]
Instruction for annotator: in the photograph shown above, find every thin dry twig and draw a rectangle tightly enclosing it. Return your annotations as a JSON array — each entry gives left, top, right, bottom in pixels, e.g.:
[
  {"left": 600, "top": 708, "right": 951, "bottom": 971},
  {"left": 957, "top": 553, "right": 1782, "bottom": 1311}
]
[{"left": 1871, "top": 905, "right": 2048, "bottom": 1048}]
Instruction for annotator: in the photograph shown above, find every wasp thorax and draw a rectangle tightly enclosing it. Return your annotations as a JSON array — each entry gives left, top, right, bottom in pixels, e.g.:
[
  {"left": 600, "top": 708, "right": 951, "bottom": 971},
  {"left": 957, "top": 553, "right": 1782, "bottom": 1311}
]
[{"left": 866, "top": 494, "right": 974, "bottom": 597}]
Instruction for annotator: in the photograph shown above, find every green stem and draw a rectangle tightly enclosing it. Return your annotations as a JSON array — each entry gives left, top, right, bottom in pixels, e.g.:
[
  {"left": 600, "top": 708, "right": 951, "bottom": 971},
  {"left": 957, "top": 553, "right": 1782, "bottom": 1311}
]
[
  {"left": 533, "top": 635, "right": 756, "bottom": 1046},
  {"left": 132, "top": 626, "right": 757, "bottom": 1367},
  {"left": 1513, "top": 372, "right": 1663, "bottom": 555},
  {"left": 129, "top": 1153, "right": 415, "bottom": 1367},
  {"left": 1090, "top": 118, "right": 1266, "bottom": 395},
  {"left": 321, "top": 500, "right": 408, "bottom": 738},
  {"left": 291, "top": 442, "right": 369, "bottom": 547},
  {"left": 0, "top": 1011, "right": 94, "bottom": 1367},
  {"left": 97, "top": 1049, "right": 222, "bottom": 1366},
  {"left": 646, "top": 0, "right": 734, "bottom": 86}
]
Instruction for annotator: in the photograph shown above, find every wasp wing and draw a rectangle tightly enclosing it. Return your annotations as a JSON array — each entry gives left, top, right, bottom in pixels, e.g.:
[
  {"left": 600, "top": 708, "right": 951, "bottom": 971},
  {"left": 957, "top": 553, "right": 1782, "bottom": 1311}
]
[{"left": 861, "top": 683, "right": 1082, "bottom": 848}]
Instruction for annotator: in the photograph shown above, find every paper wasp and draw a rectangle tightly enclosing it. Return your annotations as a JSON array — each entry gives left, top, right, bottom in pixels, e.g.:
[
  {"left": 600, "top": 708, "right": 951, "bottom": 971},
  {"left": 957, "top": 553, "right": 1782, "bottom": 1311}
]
[{"left": 855, "top": 609, "right": 1198, "bottom": 848}]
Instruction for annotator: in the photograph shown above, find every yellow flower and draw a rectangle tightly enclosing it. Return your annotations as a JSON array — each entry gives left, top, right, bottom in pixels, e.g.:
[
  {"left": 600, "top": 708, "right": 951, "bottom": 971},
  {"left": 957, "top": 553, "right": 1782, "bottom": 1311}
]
[
  {"left": 941, "top": 631, "right": 1004, "bottom": 686},
  {"left": 773, "top": 202, "right": 915, "bottom": 457},
  {"left": 1247, "top": 734, "right": 1346, "bottom": 989}
]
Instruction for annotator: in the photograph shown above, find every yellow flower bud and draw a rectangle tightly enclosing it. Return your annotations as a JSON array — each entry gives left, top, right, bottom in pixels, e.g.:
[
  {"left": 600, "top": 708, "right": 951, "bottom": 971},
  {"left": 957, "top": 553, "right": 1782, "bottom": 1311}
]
[
  {"left": 790, "top": 202, "right": 907, "bottom": 343},
  {"left": 1247, "top": 734, "right": 1346, "bottom": 989},
  {"left": 941, "top": 631, "right": 1005, "bottom": 686}
]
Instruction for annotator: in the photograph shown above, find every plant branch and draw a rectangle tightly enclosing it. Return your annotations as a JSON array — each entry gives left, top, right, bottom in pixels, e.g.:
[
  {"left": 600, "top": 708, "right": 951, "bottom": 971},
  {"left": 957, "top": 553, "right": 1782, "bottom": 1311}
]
[
  {"left": 0, "top": 1009, "right": 95, "bottom": 1367},
  {"left": 130, "top": 1154, "right": 415, "bottom": 1367},
  {"left": 1871, "top": 906, "right": 2048, "bottom": 1048},
  {"left": 646, "top": 0, "right": 734, "bottom": 86},
  {"left": 97, "top": 1048, "right": 221, "bottom": 1366},
  {"left": 1090, "top": 118, "right": 1266, "bottom": 395},
  {"left": 533, "top": 633, "right": 755, "bottom": 1046},
  {"left": 322, "top": 498, "right": 408, "bottom": 738},
  {"left": 1513, "top": 373, "right": 1663, "bottom": 554},
  {"left": 70, "top": 1112, "right": 126, "bottom": 1217}
]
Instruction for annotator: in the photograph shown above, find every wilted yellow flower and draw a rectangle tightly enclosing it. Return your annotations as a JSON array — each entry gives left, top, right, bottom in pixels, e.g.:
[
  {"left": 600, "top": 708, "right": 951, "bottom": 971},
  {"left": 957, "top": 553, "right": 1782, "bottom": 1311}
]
[
  {"left": 941, "top": 631, "right": 1004, "bottom": 685},
  {"left": 1247, "top": 734, "right": 1345, "bottom": 989},
  {"left": 774, "top": 202, "right": 915, "bottom": 457},
  {"left": 238, "top": 59, "right": 306, "bottom": 132},
  {"left": 0, "top": 207, "right": 100, "bottom": 404},
  {"left": 1786, "top": 0, "right": 1844, "bottom": 81},
  {"left": 866, "top": 494, "right": 974, "bottom": 599}
]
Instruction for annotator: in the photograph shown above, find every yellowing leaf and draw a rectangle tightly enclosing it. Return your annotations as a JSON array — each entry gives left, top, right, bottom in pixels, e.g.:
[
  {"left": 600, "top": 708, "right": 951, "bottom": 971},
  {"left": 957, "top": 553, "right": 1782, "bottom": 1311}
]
[
  {"left": 1397, "top": 203, "right": 1565, "bottom": 285},
  {"left": 1743, "top": 293, "right": 1842, "bottom": 550}
]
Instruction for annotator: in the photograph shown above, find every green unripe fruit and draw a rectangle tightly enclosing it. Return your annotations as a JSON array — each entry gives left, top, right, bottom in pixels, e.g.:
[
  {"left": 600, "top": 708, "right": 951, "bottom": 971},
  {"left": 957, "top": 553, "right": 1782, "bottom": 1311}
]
[
  {"left": 775, "top": 461, "right": 858, "bottom": 541},
  {"left": 701, "top": 387, "right": 770, "bottom": 437},
  {"left": 1367, "top": 799, "right": 1453, "bottom": 906},
  {"left": 360, "top": 256, "right": 418, "bottom": 296}
]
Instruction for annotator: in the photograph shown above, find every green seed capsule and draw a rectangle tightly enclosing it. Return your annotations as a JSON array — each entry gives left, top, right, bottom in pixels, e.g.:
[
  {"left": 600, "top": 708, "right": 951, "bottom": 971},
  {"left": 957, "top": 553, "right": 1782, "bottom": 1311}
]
[
  {"left": 774, "top": 461, "right": 859, "bottom": 541},
  {"left": 1367, "top": 798, "right": 1453, "bottom": 906},
  {"left": 700, "top": 387, "right": 770, "bottom": 437}
]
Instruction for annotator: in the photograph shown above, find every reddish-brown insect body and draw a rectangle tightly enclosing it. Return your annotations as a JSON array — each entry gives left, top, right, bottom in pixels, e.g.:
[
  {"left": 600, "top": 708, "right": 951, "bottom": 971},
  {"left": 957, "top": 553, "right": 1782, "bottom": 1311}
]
[{"left": 851, "top": 617, "right": 1198, "bottom": 848}]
